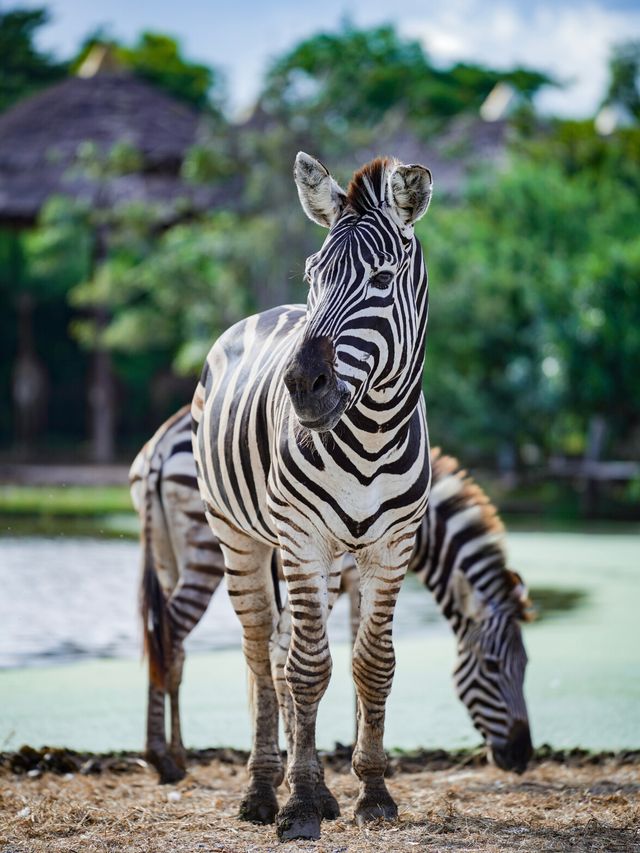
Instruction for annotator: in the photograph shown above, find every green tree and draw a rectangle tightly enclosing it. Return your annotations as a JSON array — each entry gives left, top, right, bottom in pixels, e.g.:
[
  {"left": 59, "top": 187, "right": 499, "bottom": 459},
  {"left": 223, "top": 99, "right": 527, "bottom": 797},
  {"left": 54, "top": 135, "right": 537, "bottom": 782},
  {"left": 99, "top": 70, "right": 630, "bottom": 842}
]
[
  {"left": 418, "top": 145, "right": 640, "bottom": 465},
  {"left": 605, "top": 40, "right": 640, "bottom": 118},
  {"left": 0, "top": 7, "right": 67, "bottom": 112},
  {"left": 72, "top": 31, "right": 225, "bottom": 112},
  {"left": 261, "top": 21, "right": 551, "bottom": 133}
]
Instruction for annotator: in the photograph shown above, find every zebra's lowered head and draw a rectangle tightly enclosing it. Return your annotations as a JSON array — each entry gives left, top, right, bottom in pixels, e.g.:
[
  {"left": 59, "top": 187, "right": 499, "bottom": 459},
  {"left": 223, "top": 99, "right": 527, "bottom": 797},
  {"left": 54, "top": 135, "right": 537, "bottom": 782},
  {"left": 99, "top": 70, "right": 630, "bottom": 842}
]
[
  {"left": 284, "top": 152, "right": 432, "bottom": 432},
  {"left": 450, "top": 566, "right": 533, "bottom": 773}
]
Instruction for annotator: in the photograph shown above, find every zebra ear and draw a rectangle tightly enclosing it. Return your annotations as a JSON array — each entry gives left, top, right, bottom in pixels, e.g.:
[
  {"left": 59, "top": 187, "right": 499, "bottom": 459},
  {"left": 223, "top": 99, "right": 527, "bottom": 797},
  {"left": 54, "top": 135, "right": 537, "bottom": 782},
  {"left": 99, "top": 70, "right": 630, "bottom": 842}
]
[
  {"left": 451, "top": 568, "right": 490, "bottom": 622},
  {"left": 294, "top": 152, "right": 347, "bottom": 228},
  {"left": 387, "top": 163, "right": 433, "bottom": 226}
]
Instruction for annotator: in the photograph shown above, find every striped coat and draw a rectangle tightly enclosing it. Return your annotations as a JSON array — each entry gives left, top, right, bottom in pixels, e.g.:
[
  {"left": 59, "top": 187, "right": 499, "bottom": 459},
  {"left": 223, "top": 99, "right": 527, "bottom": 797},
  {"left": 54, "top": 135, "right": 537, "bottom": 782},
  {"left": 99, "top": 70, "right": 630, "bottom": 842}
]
[{"left": 131, "top": 407, "right": 532, "bottom": 784}]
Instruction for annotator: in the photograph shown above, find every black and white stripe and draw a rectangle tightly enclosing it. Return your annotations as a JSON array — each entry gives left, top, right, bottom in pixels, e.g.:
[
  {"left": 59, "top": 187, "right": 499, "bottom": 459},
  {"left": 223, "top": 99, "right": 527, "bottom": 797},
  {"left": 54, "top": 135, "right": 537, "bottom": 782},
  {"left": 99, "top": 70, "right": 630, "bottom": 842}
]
[
  {"left": 130, "top": 406, "right": 225, "bottom": 783},
  {"left": 192, "top": 153, "right": 434, "bottom": 838},
  {"left": 132, "top": 409, "right": 532, "bottom": 782}
]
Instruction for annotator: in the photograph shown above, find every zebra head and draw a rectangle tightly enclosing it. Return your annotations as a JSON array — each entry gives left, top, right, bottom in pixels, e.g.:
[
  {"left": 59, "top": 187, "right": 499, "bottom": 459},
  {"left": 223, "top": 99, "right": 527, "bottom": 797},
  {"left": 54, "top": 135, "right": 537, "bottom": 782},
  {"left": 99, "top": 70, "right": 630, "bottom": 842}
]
[
  {"left": 451, "top": 568, "right": 533, "bottom": 774},
  {"left": 283, "top": 153, "right": 432, "bottom": 432}
]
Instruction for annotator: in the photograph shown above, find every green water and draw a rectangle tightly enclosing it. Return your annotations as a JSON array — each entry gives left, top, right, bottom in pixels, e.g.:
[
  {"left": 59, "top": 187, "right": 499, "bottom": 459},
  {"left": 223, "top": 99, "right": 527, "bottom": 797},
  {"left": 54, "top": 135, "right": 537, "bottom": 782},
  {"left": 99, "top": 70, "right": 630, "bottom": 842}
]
[{"left": 1, "top": 532, "right": 638, "bottom": 752}]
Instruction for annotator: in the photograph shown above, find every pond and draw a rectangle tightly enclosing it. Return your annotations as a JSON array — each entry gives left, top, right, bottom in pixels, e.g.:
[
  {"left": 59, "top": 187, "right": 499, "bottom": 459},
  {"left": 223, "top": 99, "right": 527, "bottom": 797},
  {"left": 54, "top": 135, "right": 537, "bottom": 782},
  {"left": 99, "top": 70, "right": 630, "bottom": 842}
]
[{"left": 0, "top": 531, "right": 638, "bottom": 753}]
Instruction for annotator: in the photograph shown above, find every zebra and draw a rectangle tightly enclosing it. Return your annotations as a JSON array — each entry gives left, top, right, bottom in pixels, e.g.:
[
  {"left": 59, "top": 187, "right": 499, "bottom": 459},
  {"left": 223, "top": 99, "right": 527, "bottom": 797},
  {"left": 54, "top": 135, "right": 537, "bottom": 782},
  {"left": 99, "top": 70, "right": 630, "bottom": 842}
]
[
  {"left": 131, "top": 406, "right": 532, "bottom": 785},
  {"left": 129, "top": 407, "right": 226, "bottom": 783},
  {"left": 191, "top": 152, "right": 435, "bottom": 840}
]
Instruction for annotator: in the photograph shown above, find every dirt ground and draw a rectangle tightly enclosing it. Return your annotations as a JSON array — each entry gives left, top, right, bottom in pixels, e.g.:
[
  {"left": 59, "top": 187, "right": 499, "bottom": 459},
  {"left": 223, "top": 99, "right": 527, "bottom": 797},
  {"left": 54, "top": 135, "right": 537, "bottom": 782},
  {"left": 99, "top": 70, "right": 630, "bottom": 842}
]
[{"left": 1, "top": 750, "right": 639, "bottom": 852}]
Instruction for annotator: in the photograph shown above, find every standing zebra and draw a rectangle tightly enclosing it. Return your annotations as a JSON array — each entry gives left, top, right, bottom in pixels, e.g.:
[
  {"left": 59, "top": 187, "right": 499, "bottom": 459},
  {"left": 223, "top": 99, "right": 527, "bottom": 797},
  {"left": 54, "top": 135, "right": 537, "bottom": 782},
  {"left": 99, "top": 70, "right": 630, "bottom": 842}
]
[
  {"left": 131, "top": 406, "right": 532, "bottom": 784},
  {"left": 192, "top": 153, "right": 434, "bottom": 839}
]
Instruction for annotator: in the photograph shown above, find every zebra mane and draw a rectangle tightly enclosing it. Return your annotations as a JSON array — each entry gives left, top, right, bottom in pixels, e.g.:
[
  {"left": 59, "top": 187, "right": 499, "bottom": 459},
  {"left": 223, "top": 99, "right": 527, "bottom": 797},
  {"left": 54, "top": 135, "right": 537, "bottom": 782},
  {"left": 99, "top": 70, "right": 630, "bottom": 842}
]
[
  {"left": 430, "top": 447, "right": 534, "bottom": 622},
  {"left": 347, "top": 157, "right": 394, "bottom": 216}
]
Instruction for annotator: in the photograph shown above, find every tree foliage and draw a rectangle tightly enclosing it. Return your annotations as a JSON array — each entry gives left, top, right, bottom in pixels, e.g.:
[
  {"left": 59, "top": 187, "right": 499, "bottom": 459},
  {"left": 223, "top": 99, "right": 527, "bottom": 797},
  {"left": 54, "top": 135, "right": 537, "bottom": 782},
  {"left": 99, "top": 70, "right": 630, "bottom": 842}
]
[
  {"left": 420, "top": 133, "right": 640, "bottom": 461},
  {"left": 0, "top": 7, "right": 67, "bottom": 112},
  {"left": 261, "top": 22, "right": 551, "bottom": 133},
  {"left": 72, "top": 30, "right": 225, "bottom": 112},
  {"left": 605, "top": 39, "right": 640, "bottom": 118}
]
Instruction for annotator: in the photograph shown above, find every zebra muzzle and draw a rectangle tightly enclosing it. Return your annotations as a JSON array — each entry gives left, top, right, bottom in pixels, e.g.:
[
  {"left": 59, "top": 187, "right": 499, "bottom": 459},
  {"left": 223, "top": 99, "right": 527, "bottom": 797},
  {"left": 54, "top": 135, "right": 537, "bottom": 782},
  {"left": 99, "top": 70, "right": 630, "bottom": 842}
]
[{"left": 283, "top": 337, "right": 350, "bottom": 431}]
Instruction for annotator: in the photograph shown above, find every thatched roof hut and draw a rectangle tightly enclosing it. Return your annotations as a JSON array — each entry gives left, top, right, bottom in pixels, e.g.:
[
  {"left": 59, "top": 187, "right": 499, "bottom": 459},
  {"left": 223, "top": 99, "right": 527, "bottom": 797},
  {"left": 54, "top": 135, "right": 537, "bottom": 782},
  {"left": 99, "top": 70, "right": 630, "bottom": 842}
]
[
  {"left": 0, "top": 53, "right": 220, "bottom": 227},
  {"left": 0, "top": 51, "right": 228, "bottom": 463}
]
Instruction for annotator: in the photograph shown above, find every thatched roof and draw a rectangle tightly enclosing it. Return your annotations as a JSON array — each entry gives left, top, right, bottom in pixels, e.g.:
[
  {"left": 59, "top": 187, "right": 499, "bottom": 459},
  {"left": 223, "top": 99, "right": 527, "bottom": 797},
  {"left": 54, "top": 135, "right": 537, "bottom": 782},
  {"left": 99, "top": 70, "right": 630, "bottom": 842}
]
[{"left": 0, "top": 70, "right": 222, "bottom": 226}]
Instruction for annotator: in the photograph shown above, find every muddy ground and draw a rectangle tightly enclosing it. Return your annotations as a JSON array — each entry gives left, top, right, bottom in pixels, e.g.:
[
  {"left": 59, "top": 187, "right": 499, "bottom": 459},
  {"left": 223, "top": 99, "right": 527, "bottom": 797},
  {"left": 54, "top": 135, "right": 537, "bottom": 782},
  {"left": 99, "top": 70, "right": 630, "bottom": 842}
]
[{"left": 1, "top": 747, "right": 639, "bottom": 852}]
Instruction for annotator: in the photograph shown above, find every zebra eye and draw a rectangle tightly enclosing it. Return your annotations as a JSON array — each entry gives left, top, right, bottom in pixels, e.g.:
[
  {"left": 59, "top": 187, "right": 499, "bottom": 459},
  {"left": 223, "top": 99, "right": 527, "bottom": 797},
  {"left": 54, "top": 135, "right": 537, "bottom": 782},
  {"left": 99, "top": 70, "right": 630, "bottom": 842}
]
[
  {"left": 369, "top": 270, "right": 394, "bottom": 289},
  {"left": 485, "top": 658, "right": 500, "bottom": 674}
]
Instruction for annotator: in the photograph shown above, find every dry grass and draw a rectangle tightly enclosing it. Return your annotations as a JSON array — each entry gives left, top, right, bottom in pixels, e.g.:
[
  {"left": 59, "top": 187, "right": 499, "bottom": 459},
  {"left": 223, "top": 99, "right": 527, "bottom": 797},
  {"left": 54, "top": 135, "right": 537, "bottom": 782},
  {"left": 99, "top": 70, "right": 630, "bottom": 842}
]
[{"left": 1, "top": 756, "right": 639, "bottom": 852}]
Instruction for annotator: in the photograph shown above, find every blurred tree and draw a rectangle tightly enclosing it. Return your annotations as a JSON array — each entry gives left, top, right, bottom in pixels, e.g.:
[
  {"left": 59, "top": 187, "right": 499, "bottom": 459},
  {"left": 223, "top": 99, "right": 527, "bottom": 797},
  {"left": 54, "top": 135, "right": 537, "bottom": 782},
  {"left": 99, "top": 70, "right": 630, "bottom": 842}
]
[
  {"left": 72, "top": 30, "right": 225, "bottom": 112},
  {"left": 261, "top": 21, "right": 551, "bottom": 133},
  {"left": 419, "top": 145, "right": 640, "bottom": 466},
  {"left": 605, "top": 40, "right": 640, "bottom": 118},
  {"left": 0, "top": 7, "right": 67, "bottom": 112}
]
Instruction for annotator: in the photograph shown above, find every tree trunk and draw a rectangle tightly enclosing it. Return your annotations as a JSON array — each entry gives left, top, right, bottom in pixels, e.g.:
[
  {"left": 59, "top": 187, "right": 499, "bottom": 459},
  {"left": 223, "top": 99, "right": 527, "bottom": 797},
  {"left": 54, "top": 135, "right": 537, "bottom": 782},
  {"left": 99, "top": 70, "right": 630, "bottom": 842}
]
[
  {"left": 90, "top": 326, "right": 115, "bottom": 463},
  {"left": 581, "top": 414, "right": 607, "bottom": 518},
  {"left": 89, "top": 228, "right": 116, "bottom": 463}
]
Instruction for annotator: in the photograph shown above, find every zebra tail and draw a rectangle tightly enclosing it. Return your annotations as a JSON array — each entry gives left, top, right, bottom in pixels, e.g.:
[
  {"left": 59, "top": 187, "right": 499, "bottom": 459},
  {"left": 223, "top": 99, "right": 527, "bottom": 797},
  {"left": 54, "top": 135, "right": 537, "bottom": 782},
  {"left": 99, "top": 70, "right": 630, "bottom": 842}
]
[
  {"left": 139, "top": 452, "right": 172, "bottom": 691},
  {"left": 140, "top": 545, "right": 172, "bottom": 690}
]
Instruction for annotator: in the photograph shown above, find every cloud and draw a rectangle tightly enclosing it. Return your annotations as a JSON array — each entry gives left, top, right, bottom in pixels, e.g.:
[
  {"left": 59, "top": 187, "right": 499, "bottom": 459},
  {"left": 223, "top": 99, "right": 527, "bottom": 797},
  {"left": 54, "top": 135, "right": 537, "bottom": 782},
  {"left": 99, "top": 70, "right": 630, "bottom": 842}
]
[{"left": 401, "top": 0, "right": 640, "bottom": 116}]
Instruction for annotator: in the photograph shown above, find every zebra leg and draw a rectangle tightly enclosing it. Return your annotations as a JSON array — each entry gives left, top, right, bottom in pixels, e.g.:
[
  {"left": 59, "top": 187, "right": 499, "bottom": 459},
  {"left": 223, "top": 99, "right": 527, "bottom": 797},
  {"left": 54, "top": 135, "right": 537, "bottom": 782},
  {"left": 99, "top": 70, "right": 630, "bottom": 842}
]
[
  {"left": 274, "top": 544, "right": 335, "bottom": 841},
  {"left": 164, "top": 535, "right": 225, "bottom": 774},
  {"left": 270, "top": 562, "right": 342, "bottom": 822},
  {"left": 145, "top": 679, "right": 179, "bottom": 783},
  {"left": 214, "top": 532, "right": 282, "bottom": 824},
  {"left": 351, "top": 541, "right": 410, "bottom": 825},
  {"left": 340, "top": 557, "right": 361, "bottom": 745},
  {"left": 167, "top": 641, "right": 187, "bottom": 772}
]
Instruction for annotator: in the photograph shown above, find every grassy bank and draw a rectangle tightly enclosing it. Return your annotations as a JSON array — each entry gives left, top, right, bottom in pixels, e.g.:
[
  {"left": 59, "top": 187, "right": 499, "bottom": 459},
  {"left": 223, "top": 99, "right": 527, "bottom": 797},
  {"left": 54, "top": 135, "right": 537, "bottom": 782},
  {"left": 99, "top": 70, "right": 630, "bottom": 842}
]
[
  {"left": 0, "top": 484, "right": 132, "bottom": 517},
  {"left": 0, "top": 484, "right": 137, "bottom": 537},
  {"left": 2, "top": 482, "right": 640, "bottom": 538}
]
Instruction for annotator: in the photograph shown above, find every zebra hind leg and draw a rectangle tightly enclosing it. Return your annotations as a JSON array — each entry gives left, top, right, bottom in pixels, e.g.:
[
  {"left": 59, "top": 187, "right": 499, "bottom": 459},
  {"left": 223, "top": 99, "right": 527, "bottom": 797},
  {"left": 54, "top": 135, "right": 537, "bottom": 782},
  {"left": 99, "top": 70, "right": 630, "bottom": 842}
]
[
  {"left": 167, "top": 641, "right": 187, "bottom": 774},
  {"left": 145, "top": 673, "right": 185, "bottom": 784}
]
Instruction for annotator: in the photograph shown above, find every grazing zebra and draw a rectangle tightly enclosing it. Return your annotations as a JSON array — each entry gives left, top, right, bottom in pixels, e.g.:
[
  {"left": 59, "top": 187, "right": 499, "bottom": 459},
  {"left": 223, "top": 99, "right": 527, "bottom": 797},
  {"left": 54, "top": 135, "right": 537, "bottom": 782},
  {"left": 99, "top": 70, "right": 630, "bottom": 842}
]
[
  {"left": 272, "top": 448, "right": 533, "bottom": 776},
  {"left": 191, "top": 153, "right": 434, "bottom": 840},
  {"left": 131, "top": 406, "right": 533, "bottom": 784}
]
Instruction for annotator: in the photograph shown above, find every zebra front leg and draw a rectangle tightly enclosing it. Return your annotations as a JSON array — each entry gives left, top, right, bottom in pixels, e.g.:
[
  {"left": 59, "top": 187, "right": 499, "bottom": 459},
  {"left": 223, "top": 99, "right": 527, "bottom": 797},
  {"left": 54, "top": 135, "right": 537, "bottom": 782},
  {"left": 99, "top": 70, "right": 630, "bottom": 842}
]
[
  {"left": 275, "top": 542, "right": 335, "bottom": 841},
  {"left": 270, "top": 564, "right": 342, "bottom": 822},
  {"left": 217, "top": 534, "right": 283, "bottom": 824},
  {"left": 351, "top": 540, "right": 411, "bottom": 825}
]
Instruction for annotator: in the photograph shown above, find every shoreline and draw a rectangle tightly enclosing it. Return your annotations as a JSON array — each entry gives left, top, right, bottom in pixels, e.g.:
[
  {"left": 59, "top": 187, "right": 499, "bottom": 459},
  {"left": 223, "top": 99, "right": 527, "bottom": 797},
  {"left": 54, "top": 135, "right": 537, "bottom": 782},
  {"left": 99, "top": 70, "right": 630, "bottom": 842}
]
[{"left": 4, "top": 743, "right": 640, "bottom": 777}]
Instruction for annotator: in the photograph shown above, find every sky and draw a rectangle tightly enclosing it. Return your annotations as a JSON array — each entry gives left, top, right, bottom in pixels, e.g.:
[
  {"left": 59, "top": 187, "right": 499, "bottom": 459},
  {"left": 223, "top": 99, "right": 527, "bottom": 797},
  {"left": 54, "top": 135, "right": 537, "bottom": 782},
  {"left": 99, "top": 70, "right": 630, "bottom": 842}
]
[{"left": 12, "top": 0, "right": 640, "bottom": 117}]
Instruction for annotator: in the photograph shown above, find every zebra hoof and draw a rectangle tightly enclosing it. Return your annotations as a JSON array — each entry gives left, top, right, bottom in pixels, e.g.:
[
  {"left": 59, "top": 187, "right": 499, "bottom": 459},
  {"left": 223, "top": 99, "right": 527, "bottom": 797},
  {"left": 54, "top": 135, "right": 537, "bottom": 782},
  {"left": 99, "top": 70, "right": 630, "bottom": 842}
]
[
  {"left": 354, "top": 788, "right": 398, "bottom": 826},
  {"left": 276, "top": 798, "right": 322, "bottom": 840},
  {"left": 238, "top": 785, "right": 279, "bottom": 824},
  {"left": 316, "top": 785, "right": 340, "bottom": 820},
  {"left": 146, "top": 751, "right": 187, "bottom": 785}
]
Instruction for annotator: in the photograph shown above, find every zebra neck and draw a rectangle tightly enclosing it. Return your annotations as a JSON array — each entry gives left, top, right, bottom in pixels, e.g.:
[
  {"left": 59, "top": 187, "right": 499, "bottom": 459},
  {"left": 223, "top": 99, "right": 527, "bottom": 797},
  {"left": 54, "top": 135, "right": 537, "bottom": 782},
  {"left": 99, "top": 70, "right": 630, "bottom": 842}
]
[
  {"left": 348, "top": 256, "right": 429, "bottom": 452},
  {"left": 413, "top": 511, "right": 508, "bottom": 639}
]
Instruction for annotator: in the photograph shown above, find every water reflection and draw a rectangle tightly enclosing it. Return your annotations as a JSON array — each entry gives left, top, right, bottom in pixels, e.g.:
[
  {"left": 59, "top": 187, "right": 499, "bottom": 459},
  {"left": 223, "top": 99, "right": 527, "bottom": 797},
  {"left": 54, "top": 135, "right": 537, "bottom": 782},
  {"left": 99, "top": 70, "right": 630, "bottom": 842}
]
[{"left": 529, "top": 586, "right": 588, "bottom": 620}]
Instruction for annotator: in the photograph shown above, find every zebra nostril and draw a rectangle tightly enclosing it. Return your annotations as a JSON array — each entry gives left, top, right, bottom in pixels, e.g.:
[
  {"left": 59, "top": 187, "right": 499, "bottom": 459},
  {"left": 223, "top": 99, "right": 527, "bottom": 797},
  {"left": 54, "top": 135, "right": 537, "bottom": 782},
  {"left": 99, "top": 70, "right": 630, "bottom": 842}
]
[{"left": 312, "top": 373, "right": 328, "bottom": 395}]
